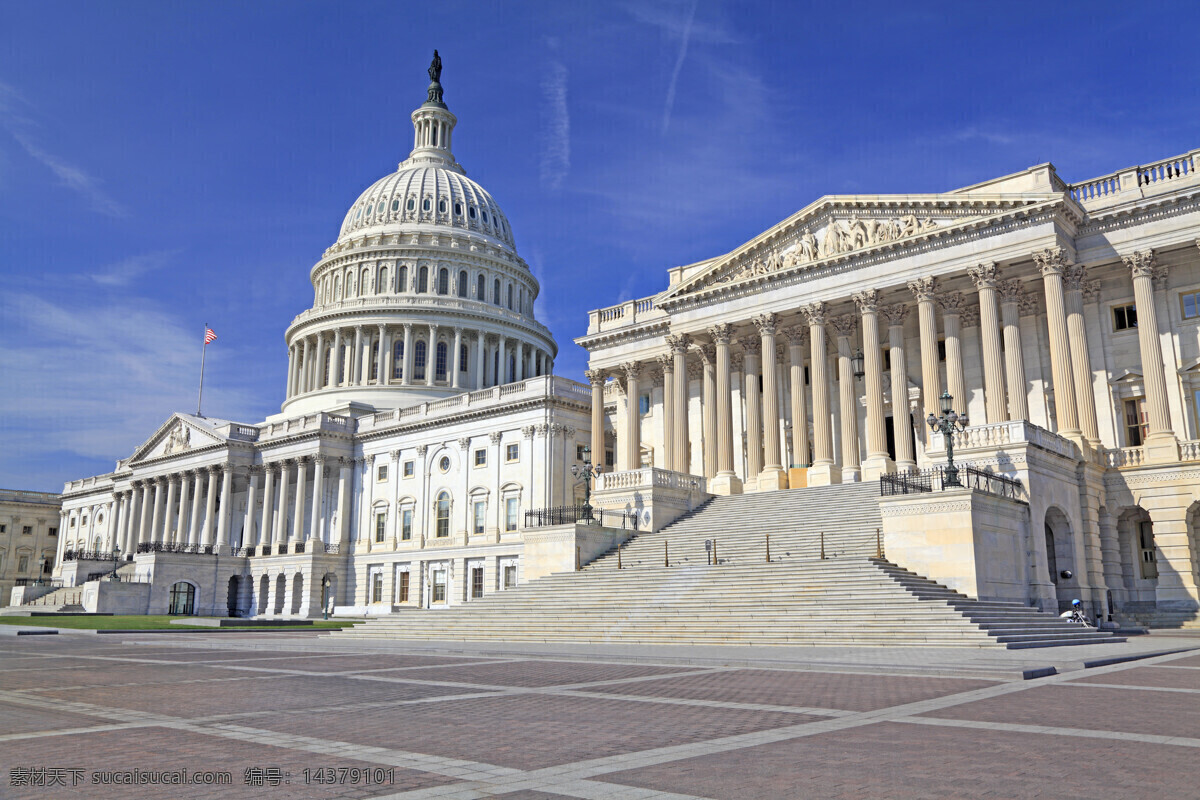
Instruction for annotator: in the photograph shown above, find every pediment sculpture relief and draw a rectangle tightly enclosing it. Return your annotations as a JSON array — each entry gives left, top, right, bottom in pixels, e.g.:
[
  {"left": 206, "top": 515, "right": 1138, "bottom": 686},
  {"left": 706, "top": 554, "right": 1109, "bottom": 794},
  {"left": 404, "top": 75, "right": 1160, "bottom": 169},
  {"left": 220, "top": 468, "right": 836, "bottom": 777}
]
[{"left": 164, "top": 425, "right": 191, "bottom": 455}]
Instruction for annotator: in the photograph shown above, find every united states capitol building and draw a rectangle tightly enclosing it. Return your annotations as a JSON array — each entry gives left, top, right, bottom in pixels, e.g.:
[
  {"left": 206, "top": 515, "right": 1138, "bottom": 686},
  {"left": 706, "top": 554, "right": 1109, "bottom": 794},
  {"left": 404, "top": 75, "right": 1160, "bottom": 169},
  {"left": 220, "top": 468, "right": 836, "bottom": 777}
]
[{"left": 35, "top": 57, "right": 1200, "bottom": 633}]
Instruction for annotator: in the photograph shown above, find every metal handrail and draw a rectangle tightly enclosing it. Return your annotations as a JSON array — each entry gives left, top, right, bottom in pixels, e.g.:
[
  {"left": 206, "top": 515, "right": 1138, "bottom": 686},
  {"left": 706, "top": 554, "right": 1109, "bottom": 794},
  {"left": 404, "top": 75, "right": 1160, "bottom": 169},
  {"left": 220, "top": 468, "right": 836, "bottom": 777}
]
[
  {"left": 880, "top": 465, "right": 1023, "bottom": 500},
  {"left": 524, "top": 505, "right": 639, "bottom": 530}
]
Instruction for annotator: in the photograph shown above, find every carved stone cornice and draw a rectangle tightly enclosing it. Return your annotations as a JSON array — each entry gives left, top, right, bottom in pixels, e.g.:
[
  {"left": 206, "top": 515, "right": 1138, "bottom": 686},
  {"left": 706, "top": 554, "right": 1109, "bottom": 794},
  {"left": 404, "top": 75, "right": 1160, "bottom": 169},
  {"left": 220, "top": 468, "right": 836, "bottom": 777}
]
[
  {"left": 829, "top": 314, "right": 857, "bottom": 338},
  {"left": 751, "top": 313, "right": 779, "bottom": 337},
  {"left": 800, "top": 301, "right": 827, "bottom": 326},
  {"left": 1034, "top": 246, "right": 1070, "bottom": 277},
  {"left": 968, "top": 262, "right": 1000, "bottom": 290},
  {"left": 707, "top": 323, "right": 735, "bottom": 346},
  {"left": 907, "top": 276, "right": 937, "bottom": 303},
  {"left": 665, "top": 333, "right": 692, "bottom": 354},
  {"left": 881, "top": 303, "right": 909, "bottom": 326},
  {"left": 939, "top": 293, "right": 968, "bottom": 315},
  {"left": 851, "top": 290, "right": 880, "bottom": 315}
]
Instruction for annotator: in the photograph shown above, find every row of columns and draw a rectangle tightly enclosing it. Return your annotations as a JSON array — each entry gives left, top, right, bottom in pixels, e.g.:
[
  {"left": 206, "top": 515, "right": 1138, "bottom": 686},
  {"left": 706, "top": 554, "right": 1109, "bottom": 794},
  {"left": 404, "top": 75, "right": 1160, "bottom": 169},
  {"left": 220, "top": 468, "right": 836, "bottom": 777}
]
[
  {"left": 286, "top": 325, "right": 552, "bottom": 398},
  {"left": 586, "top": 247, "right": 1182, "bottom": 489}
]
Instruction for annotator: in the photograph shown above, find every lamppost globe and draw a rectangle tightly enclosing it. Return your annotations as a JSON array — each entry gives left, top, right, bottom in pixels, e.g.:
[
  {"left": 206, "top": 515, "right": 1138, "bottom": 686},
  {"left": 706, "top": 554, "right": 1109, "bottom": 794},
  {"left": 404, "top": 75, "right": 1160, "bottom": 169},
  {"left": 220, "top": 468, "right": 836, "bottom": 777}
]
[{"left": 939, "top": 390, "right": 954, "bottom": 415}]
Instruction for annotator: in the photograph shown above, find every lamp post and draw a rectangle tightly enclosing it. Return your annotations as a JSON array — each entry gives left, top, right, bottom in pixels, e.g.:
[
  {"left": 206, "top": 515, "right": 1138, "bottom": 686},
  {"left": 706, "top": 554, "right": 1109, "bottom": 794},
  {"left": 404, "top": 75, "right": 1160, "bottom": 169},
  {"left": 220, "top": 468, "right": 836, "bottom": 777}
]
[
  {"left": 322, "top": 575, "right": 332, "bottom": 620},
  {"left": 926, "top": 390, "right": 969, "bottom": 487},
  {"left": 570, "top": 446, "right": 604, "bottom": 522}
]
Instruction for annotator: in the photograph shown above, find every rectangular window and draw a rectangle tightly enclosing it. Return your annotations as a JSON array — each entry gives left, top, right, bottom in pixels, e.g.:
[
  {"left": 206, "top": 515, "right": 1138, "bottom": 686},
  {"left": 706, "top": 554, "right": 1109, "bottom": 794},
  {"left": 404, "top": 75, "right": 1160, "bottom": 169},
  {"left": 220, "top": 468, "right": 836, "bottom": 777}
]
[
  {"left": 471, "top": 567, "right": 484, "bottom": 599},
  {"left": 0, "top": 524, "right": 6, "bottom": 534},
  {"left": 377, "top": 464, "right": 388, "bottom": 482},
  {"left": 473, "top": 501, "right": 486, "bottom": 534},
  {"left": 18, "top": 555, "right": 29, "bottom": 573},
  {"left": 1182, "top": 290, "right": 1200, "bottom": 320},
  {"left": 577, "top": 444, "right": 587, "bottom": 462},
  {"left": 401, "top": 508, "right": 413, "bottom": 541},
  {"left": 937, "top": 338, "right": 947, "bottom": 362},
  {"left": 506, "top": 443, "right": 519, "bottom": 462},
  {"left": 398, "top": 572, "right": 410, "bottom": 603},
  {"left": 1124, "top": 398, "right": 1149, "bottom": 447},
  {"left": 371, "top": 572, "right": 383, "bottom": 603},
  {"left": 460, "top": 344, "right": 469, "bottom": 372},
  {"left": 403, "top": 460, "right": 414, "bottom": 478},
  {"left": 22, "top": 526, "right": 32, "bottom": 536},
  {"left": 432, "top": 569, "right": 447, "bottom": 603},
  {"left": 606, "top": 448, "right": 615, "bottom": 468},
  {"left": 639, "top": 392, "right": 651, "bottom": 415},
  {"left": 1139, "top": 521, "right": 1158, "bottom": 580},
  {"left": 504, "top": 564, "right": 518, "bottom": 588},
  {"left": 1113, "top": 303, "right": 1138, "bottom": 331},
  {"left": 474, "top": 449, "right": 487, "bottom": 467},
  {"left": 505, "top": 497, "right": 519, "bottom": 532},
  {"left": 804, "top": 365, "right": 810, "bottom": 386},
  {"left": 375, "top": 513, "right": 386, "bottom": 543},
  {"left": 47, "top": 527, "right": 57, "bottom": 537}
]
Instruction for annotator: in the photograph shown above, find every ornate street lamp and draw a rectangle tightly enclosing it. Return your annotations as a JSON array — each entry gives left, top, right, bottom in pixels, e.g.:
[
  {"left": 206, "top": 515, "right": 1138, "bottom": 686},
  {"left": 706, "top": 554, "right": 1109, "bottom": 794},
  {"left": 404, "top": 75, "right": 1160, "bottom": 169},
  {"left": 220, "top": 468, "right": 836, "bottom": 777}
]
[
  {"left": 927, "top": 390, "right": 969, "bottom": 487},
  {"left": 852, "top": 349, "right": 865, "bottom": 379},
  {"left": 570, "top": 445, "right": 604, "bottom": 522}
]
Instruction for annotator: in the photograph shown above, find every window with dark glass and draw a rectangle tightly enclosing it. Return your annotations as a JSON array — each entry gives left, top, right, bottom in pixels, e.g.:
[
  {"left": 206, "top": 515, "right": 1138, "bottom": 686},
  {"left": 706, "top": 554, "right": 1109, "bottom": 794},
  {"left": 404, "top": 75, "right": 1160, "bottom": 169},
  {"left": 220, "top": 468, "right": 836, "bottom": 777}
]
[
  {"left": 436, "top": 342, "right": 448, "bottom": 381},
  {"left": 1113, "top": 303, "right": 1138, "bottom": 331},
  {"left": 438, "top": 268, "right": 449, "bottom": 295},
  {"left": 414, "top": 340, "right": 427, "bottom": 380},
  {"left": 457, "top": 270, "right": 468, "bottom": 298},
  {"left": 418, "top": 266, "right": 429, "bottom": 293}
]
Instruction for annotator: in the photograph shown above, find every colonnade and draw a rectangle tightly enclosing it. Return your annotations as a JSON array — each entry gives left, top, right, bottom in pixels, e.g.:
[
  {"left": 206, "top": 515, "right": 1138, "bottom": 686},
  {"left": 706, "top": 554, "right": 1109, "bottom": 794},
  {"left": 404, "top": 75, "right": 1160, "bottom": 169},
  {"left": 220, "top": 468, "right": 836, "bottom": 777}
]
[
  {"left": 285, "top": 324, "right": 553, "bottom": 399},
  {"left": 587, "top": 247, "right": 1183, "bottom": 490}
]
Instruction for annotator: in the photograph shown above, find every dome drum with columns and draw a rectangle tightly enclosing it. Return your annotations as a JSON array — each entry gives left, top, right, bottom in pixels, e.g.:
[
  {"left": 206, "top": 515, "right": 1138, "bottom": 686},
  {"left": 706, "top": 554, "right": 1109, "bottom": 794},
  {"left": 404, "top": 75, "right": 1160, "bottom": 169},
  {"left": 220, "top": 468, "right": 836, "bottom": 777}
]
[{"left": 280, "top": 64, "right": 555, "bottom": 416}]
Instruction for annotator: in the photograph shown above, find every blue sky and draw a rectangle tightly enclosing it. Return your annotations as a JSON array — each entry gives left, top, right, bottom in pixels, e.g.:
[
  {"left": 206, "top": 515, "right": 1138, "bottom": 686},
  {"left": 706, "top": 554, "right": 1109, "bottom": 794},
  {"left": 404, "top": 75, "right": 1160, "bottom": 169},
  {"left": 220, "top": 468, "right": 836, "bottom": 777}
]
[{"left": 2, "top": 1, "right": 1196, "bottom": 491}]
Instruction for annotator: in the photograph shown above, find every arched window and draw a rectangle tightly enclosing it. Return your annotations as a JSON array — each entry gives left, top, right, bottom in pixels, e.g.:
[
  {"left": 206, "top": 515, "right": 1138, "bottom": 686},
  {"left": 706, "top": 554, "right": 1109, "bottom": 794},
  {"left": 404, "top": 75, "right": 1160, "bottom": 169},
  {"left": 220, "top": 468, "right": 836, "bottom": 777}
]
[
  {"left": 423, "top": 197, "right": 431, "bottom": 212},
  {"left": 469, "top": 206, "right": 477, "bottom": 220},
  {"left": 457, "top": 270, "right": 468, "bottom": 298},
  {"left": 436, "top": 491, "right": 451, "bottom": 538},
  {"left": 493, "top": 278, "right": 501, "bottom": 305},
  {"left": 398, "top": 265, "right": 408, "bottom": 292},
  {"left": 507, "top": 284, "right": 514, "bottom": 310},
  {"left": 391, "top": 198, "right": 399, "bottom": 212},
  {"left": 323, "top": 348, "right": 331, "bottom": 386},
  {"left": 414, "top": 340, "right": 427, "bottom": 380},
  {"left": 168, "top": 582, "right": 195, "bottom": 616},
  {"left": 369, "top": 342, "right": 379, "bottom": 382},
  {"left": 418, "top": 266, "right": 429, "bottom": 293},
  {"left": 438, "top": 199, "right": 446, "bottom": 214},
  {"left": 508, "top": 354, "right": 516, "bottom": 384},
  {"left": 436, "top": 342, "right": 448, "bottom": 381},
  {"left": 454, "top": 201, "right": 462, "bottom": 216},
  {"left": 406, "top": 196, "right": 415, "bottom": 211},
  {"left": 334, "top": 276, "right": 341, "bottom": 301},
  {"left": 392, "top": 341, "right": 404, "bottom": 380},
  {"left": 437, "top": 268, "right": 449, "bottom": 296},
  {"left": 460, "top": 344, "right": 469, "bottom": 374},
  {"left": 476, "top": 274, "right": 485, "bottom": 300},
  {"left": 378, "top": 267, "right": 388, "bottom": 294}
]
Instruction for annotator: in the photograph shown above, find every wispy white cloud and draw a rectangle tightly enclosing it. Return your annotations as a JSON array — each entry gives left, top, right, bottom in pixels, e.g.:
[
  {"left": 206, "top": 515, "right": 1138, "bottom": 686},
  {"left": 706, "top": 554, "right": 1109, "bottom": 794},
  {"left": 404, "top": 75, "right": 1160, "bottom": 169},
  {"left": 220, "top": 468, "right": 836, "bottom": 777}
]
[
  {"left": 661, "top": 0, "right": 698, "bottom": 135},
  {"left": 622, "top": 0, "right": 737, "bottom": 45},
  {"left": 539, "top": 50, "right": 570, "bottom": 191},
  {"left": 87, "top": 249, "right": 180, "bottom": 287},
  {"left": 0, "top": 79, "right": 128, "bottom": 218}
]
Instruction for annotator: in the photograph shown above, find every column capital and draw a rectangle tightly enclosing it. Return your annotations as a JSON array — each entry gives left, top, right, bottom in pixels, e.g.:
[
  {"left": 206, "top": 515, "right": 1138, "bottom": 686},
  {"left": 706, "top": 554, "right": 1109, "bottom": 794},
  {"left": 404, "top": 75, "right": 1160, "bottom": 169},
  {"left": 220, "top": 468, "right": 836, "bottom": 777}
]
[
  {"left": 415, "top": 444, "right": 428, "bottom": 457},
  {"left": 960, "top": 305, "right": 980, "bottom": 328},
  {"left": 665, "top": 332, "right": 692, "bottom": 353},
  {"left": 656, "top": 353, "right": 674, "bottom": 373},
  {"left": 488, "top": 431, "right": 502, "bottom": 444},
  {"left": 355, "top": 324, "right": 365, "bottom": 334},
  {"left": 523, "top": 425, "right": 538, "bottom": 439},
  {"left": 829, "top": 314, "right": 857, "bottom": 338},
  {"left": 313, "top": 454, "right": 328, "bottom": 466},
  {"left": 907, "top": 276, "right": 937, "bottom": 302},
  {"left": 1152, "top": 264, "right": 1169, "bottom": 292},
  {"left": 1082, "top": 279, "right": 1102, "bottom": 304},
  {"left": 457, "top": 436, "right": 471, "bottom": 450},
  {"left": 453, "top": 325, "right": 463, "bottom": 335},
  {"left": 852, "top": 290, "right": 880, "bottom": 315},
  {"left": 167, "top": 474, "right": 182, "bottom": 486},
  {"left": 1062, "top": 264, "right": 1089, "bottom": 292},
  {"left": 780, "top": 325, "right": 808, "bottom": 345},
  {"left": 584, "top": 369, "right": 606, "bottom": 386},
  {"left": 263, "top": 461, "right": 279, "bottom": 475},
  {"left": 751, "top": 313, "right": 779, "bottom": 336},
  {"left": 968, "top": 262, "right": 1001, "bottom": 289},
  {"left": 800, "top": 301, "right": 827, "bottom": 326},
  {"left": 246, "top": 464, "right": 263, "bottom": 478},
  {"left": 1121, "top": 248, "right": 1156, "bottom": 278},
  {"left": 402, "top": 322, "right": 413, "bottom": 333},
  {"left": 939, "top": 293, "right": 968, "bottom": 315},
  {"left": 741, "top": 338, "right": 761, "bottom": 358},
  {"left": 707, "top": 323, "right": 735, "bottom": 345},
  {"left": 696, "top": 342, "right": 717, "bottom": 364},
  {"left": 620, "top": 361, "right": 642, "bottom": 380},
  {"left": 207, "top": 463, "right": 222, "bottom": 475},
  {"left": 997, "top": 279, "right": 1025, "bottom": 304},
  {"left": 881, "top": 303, "right": 909, "bottom": 326},
  {"left": 1034, "top": 246, "right": 1071, "bottom": 276}
]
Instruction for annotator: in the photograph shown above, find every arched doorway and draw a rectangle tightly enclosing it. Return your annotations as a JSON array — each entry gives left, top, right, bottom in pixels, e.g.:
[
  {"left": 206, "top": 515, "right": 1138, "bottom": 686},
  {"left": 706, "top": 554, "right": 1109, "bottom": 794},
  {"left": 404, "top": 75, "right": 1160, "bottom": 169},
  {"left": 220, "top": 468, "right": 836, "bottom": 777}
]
[
  {"left": 290, "top": 574, "right": 304, "bottom": 615},
  {"left": 168, "top": 581, "right": 196, "bottom": 616},
  {"left": 321, "top": 572, "right": 338, "bottom": 616},
  {"left": 1043, "top": 507, "right": 1078, "bottom": 611},
  {"left": 273, "top": 574, "right": 286, "bottom": 614},
  {"left": 257, "top": 574, "right": 269, "bottom": 615},
  {"left": 1117, "top": 507, "right": 1158, "bottom": 605},
  {"left": 226, "top": 576, "right": 240, "bottom": 617}
]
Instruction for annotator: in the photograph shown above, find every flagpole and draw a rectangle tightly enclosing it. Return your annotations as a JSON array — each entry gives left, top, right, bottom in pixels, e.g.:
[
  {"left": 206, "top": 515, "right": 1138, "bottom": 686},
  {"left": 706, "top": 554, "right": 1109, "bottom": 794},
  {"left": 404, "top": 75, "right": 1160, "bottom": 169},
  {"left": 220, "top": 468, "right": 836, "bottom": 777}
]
[{"left": 197, "top": 322, "right": 208, "bottom": 417}]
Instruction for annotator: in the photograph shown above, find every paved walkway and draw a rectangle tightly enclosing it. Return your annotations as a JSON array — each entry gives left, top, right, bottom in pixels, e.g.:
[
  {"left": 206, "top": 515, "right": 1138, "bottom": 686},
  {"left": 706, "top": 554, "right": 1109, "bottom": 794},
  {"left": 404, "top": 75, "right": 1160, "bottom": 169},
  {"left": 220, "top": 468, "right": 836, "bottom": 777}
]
[{"left": 1, "top": 632, "right": 1198, "bottom": 798}]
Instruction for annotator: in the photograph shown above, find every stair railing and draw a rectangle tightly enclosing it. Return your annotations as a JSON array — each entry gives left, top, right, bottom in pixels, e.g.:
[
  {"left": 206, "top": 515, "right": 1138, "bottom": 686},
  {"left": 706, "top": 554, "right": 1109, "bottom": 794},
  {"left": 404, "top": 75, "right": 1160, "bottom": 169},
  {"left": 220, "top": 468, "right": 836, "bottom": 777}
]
[
  {"left": 820, "top": 532, "right": 826, "bottom": 560},
  {"left": 664, "top": 540, "right": 669, "bottom": 567},
  {"left": 765, "top": 533, "right": 771, "bottom": 563}
]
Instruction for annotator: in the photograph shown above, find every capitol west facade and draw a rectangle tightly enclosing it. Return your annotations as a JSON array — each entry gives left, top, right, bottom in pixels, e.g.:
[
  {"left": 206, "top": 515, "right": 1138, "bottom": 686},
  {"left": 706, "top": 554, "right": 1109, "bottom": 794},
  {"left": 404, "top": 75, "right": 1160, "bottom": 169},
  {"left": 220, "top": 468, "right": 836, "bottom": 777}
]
[{"left": 42, "top": 59, "right": 1200, "bottom": 628}]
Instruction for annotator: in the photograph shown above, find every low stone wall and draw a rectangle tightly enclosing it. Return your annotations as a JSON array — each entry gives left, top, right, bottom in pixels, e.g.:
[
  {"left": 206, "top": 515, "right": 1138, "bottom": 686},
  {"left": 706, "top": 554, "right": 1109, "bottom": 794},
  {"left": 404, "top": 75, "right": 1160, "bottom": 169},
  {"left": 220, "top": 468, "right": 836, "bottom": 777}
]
[
  {"left": 8, "top": 584, "right": 58, "bottom": 606},
  {"left": 523, "top": 523, "right": 634, "bottom": 580},
  {"left": 83, "top": 581, "right": 152, "bottom": 614},
  {"left": 593, "top": 468, "right": 710, "bottom": 532}
]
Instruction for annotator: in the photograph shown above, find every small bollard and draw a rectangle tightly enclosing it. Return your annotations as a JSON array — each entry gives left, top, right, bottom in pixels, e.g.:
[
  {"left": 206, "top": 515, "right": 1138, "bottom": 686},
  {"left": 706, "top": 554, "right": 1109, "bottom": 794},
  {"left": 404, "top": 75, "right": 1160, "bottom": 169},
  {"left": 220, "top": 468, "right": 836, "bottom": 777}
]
[
  {"left": 576, "top": 545, "right": 581, "bottom": 571},
  {"left": 820, "top": 532, "right": 826, "bottom": 560},
  {"left": 765, "top": 532, "right": 771, "bottom": 563},
  {"left": 617, "top": 541, "right": 622, "bottom": 569},
  {"left": 713, "top": 539, "right": 717, "bottom": 565},
  {"left": 664, "top": 540, "right": 669, "bottom": 567},
  {"left": 875, "top": 528, "right": 883, "bottom": 558}
]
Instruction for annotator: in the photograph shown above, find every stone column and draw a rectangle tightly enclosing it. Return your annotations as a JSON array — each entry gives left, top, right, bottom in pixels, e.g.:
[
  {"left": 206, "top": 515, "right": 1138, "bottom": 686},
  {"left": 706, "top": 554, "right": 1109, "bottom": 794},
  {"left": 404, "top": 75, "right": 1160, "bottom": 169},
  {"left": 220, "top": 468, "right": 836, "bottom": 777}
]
[
  {"left": 697, "top": 343, "right": 718, "bottom": 479},
  {"left": 299, "top": 337, "right": 312, "bottom": 393},
  {"left": 585, "top": 370, "right": 605, "bottom": 470},
  {"left": 374, "top": 324, "right": 386, "bottom": 385},
  {"left": 1034, "top": 247, "right": 1082, "bottom": 439},
  {"left": 309, "top": 455, "right": 326, "bottom": 550},
  {"left": 148, "top": 478, "right": 165, "bottom": 543},
  {"left": 940, "top": 294, "right": 967, "bottom": 415},
  {"left": 214, "top": 465, "right": 233, "bottom": 552},
  {"left": 1123, "top": 250, "right": 1177, "bottom": 461},
  {"left": 201, "top": 465, "right": 219, "bottom": 547},
  {"left": 338, "top": 458, "right": 352, "bottom": 546},
  {"left": 668, "top": 334, "right": 692, "bottom": 473},
  {"left": 360, "top": 329, "right": 373, "bottom": 384},
  {"left": 351, "top": 326, "right": 363, "bottom": 386},
  {"left": 187, "top": 471, "right": 203, "bottom": 545},
  {"left": 498, "top": 336, "right": 507, "bottom": 385},
  {"left": 515, "top": 341, "right": 525, "bottom": 381},
  {"left": 275, "top": 461, "right": 291, "bottom": 547},
  {"left": 330, "top": 329, "right": 343, "bottom": 386},
  {"left": 708, "top": 324, "right": 741, "bottom": 494},
  {"left": 163, "top": 476, "right": 179, "bottom": 545},
  {"left": 853, "top": 291, "right": 892, "bottom": 479},
  {"left": 401, "top": 323, "right": 413, "bottom": 386},
  {"left": 1098, "top": 509, "right": 1126, "bottom": 606},
  {"left": 312, "top": 331, "right": 326, "bottom": 389},
  {"left": 908, "top": 277, "right": 942, "bottom": 445},
  {"left": 802, "top": 303, "right": 836, "bottom": 485},
  {"left": 291, "top": 457, "right": 307, "bottom": 549},
  {"left": 782, "top": 327, "right": 809, "bottom": 471},
  {"left": 621, "top": 362, "right": 642, "bottom": 471},
  {"left": 969, "top": 262, "right": 1009, "bottom": 424},
  {"left": 831, "top": 314, "right": 861, "bottom": 483},
  {"left": 1058, "top": 265, "right": 1100, "bottom": 447},
  {"left": 741, "top": 338, "right": 764, "bottom": 483},
  {"left": 452, "top": 327, "right": 463, "bottom": 389},
  {"left": 657, "top": 353, "right": 675, "bottom": 471},
  {"left": 998, "top": 280, "right": 1030, "bottom": 422},
  {"left": 751, "top": 316, "right": 786, "bottom": 489},
  {"left": 172, "top": 475, "right": 189, "bottom": 545},
  {"left": 475, "top": 332, "right": 486, "bottom": 389},
  {"left": 883, "top": 304, "right": 916, "bottom": 472},
  {"left": 259, "top": 464, "right": 276, "bottom": 552},
  {"left": 110, "top": 493, "right": 124, "bottom": 553}
]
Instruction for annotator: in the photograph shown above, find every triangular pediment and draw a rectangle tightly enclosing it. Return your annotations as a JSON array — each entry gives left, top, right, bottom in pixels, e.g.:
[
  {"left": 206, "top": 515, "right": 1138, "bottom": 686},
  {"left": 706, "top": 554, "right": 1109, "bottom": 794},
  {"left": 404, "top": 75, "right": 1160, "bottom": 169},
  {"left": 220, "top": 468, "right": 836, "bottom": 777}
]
[
  {"left": 1109, "top": 369, "right": 1144, "bottom": 385},
  {"left": 128, "top": 414, "right": 225, "bottom": 464},
  {"left": 660, "top": 193, "right": 1064, "bottom": 301}
]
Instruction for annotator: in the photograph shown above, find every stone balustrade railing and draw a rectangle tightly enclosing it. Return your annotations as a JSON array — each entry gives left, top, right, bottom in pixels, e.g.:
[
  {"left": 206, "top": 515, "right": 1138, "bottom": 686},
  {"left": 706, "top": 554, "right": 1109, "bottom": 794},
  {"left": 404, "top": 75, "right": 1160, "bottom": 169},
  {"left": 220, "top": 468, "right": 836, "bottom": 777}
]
[
  {"left": 587, "top": 295, "right": 666, "bottom": 335},
  {"left": 930, "top": 419, "right": 1079, "bottom": 462},
  {"left": 0, "top": 489, "right": 62, "bottom": 505},
  {"left": 595, "top": 468, "right": 706, "bottom": 494},
  {"left": 1067, "top": 149, "right": 1199, "bottom": 210},
  {"left": 260, "top": 412, "right": 355, "bottom": 441},
  {"left": 356, "top": 375, "right": 590, "bottom": 434},
  {"left": 1104, "top": 446, "right": 1146, "bottom": 469},
  {"left": 1181, "top": 439, "right": 1200, "bottom": 462}
]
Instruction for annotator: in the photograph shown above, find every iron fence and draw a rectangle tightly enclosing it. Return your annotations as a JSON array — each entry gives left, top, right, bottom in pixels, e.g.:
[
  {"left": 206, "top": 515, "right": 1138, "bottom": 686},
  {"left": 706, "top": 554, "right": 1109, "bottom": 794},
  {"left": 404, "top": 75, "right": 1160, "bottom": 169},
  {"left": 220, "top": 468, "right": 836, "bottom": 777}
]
[
  {"left": 62, "top": 549, "right": 120, "bottom": 562},
  {"left": 15, "top": 578, "right": 62, "bottom": 588},
  {"left": 135, "top": 542, "right": 216, "bottom": 555},
  {"left": 524, "top": 505, "right": 639, "bottom": 530},
  {"left": 880, "top": 465, "right": 1023, "bottom": 500}
]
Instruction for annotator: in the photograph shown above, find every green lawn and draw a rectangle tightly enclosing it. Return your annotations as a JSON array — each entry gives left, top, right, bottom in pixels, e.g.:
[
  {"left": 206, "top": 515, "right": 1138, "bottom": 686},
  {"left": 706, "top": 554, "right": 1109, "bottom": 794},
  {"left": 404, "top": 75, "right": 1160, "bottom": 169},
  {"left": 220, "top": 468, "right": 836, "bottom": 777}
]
[{"left": 0, "top": 615, "right": 357, "bottom": 630}]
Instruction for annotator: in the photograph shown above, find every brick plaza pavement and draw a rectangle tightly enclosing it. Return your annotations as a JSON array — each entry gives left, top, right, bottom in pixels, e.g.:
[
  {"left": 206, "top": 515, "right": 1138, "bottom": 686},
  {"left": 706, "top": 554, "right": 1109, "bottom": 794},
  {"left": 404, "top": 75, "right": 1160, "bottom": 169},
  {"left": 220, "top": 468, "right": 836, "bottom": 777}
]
[{"left": 1, "top": 633, "right": 1199, "bottom": 799}]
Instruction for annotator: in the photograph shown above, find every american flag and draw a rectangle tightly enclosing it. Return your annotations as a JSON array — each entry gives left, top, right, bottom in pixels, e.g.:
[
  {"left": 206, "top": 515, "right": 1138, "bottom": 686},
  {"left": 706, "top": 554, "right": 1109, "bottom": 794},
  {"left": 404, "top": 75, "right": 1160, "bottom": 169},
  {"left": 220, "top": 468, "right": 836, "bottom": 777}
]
[{"left": 204, "top": 327, "right": 217, "bottom": 344}]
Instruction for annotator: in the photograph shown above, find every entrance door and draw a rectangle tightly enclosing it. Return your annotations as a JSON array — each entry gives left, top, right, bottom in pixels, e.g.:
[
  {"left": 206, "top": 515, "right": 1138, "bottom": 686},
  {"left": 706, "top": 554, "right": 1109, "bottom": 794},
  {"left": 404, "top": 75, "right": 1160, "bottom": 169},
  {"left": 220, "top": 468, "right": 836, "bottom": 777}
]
[
  {"left": 471, "top": 566, "right": 484, "bottom": 599},
  {"left": 168, "top": 582, "right": 195, "bottom": 615},
  {"left": 1138, "top": 521, "right": 1159, "bottom": 579},
  {"left": 431, "top": 567, "right": 447, "bottom": 605},
  {"left": 226, "top": 576, "right": 239, "bottom": 617}
]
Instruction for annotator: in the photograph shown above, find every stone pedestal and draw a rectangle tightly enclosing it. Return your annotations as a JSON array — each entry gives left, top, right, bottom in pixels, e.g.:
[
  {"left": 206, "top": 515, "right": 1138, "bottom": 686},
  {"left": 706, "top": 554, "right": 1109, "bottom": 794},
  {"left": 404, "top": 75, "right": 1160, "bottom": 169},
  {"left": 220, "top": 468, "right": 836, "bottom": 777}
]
[
  {"left": 1144, "top": 433, "right": 1180, "bottom": 465},
  {"left": 708, "top": 472, "right": 743, "bottom": 496},
  {"left": 806, "top": 462, "right": 839, "bottom": 487},
  {"left": 756, "top": 466, "right": 788, "bottom": 491}
]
